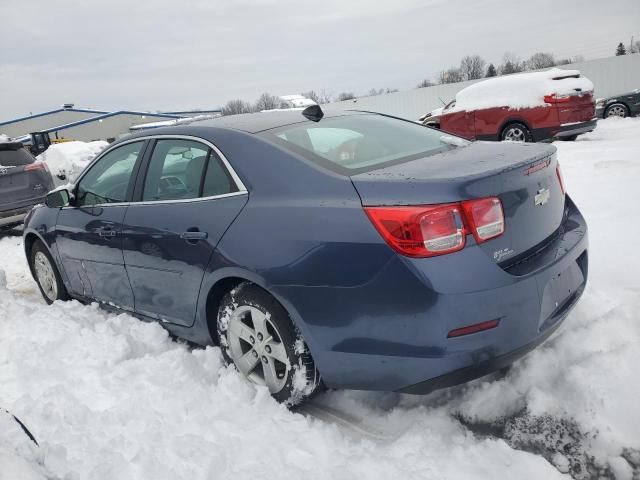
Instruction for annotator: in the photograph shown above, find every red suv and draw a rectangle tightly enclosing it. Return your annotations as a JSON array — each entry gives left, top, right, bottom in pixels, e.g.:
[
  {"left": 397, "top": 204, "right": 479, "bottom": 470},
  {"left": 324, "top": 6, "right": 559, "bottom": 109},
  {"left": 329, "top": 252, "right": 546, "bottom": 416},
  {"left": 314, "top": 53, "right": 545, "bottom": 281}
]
[{"left": 437, "top": 69, "right": 597, "bottom": 142}]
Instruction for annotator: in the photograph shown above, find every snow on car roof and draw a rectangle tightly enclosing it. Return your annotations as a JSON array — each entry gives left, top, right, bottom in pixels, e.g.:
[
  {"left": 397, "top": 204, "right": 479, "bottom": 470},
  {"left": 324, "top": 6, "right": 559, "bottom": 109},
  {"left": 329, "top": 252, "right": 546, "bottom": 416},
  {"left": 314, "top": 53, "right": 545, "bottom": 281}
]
[{"left": 450, "top": 68, "right": 594, "bottom": 112}]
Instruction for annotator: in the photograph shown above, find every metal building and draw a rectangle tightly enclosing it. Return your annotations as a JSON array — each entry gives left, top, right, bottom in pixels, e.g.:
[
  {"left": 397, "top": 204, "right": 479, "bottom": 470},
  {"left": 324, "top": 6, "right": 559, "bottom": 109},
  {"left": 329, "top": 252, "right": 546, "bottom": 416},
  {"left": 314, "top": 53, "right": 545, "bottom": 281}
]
[{"left": 0, "top": 105, "right": 222, "bottom": 142}]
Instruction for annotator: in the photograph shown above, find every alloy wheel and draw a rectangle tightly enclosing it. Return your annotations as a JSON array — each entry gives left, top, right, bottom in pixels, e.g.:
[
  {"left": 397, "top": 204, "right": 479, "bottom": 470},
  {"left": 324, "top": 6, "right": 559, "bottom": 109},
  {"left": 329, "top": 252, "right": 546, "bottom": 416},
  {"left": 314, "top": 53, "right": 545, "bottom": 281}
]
[
  {"left": 34, "top": 251, "right": 58, "bottom": 302},
  {"left": 226, "top": 305, "right": 291, "bottom": 393},
  {"left": 503, "top": 126, "right": 526, "bottom": 142},
  {"left": 606, "top": 105, "right": 627, "bottom": 118}
]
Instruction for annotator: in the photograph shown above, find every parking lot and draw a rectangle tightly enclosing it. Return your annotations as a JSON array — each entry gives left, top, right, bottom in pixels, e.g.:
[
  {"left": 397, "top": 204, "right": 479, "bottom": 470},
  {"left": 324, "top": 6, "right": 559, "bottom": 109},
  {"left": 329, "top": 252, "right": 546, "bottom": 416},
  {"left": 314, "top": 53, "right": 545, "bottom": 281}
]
[{"left": 1, "top": 117, "right": 638, "bottom": 479}]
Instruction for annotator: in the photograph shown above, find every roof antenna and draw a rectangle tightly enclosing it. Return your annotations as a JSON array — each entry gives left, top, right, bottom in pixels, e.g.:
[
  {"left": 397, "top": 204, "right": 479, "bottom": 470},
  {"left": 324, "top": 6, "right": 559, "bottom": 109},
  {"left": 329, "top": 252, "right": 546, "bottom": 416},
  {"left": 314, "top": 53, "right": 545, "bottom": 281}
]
[{"left": 302, "top": 104, "right": 324, "bottom": 122}]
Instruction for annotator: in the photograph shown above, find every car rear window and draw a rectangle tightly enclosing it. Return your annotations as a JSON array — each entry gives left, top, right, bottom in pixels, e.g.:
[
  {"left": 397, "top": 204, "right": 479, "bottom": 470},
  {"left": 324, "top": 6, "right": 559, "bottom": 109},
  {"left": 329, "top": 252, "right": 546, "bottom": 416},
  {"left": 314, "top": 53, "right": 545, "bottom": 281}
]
[
  {"left": 0, "top": 147, "right": 35, "bottom": 166},
  {"left": 262, "top": 114, "right": 463, "bottom": 174}
]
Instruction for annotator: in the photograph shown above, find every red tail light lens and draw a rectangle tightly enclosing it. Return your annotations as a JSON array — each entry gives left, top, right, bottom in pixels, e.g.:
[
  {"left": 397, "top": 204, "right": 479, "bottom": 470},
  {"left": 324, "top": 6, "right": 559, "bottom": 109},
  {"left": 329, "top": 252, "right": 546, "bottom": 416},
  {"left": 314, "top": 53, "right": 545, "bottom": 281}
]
[
  {"left": 556, "top": 165, "right": 566, "bottom": 195},
  {"left": 24, "top": 162, "right": 49, "bottom": 172},
  {"left": 365, "top": 196, "right": 505, "bottom": 258},
  {"left": 365, "top": 204, "right": 466, "bottom": 257},
  {"left": 461, "top": 197, "right": 505, "bottom": 243},
  {"left": 544, "top": 94, "right": 572, "bottom": 104}
]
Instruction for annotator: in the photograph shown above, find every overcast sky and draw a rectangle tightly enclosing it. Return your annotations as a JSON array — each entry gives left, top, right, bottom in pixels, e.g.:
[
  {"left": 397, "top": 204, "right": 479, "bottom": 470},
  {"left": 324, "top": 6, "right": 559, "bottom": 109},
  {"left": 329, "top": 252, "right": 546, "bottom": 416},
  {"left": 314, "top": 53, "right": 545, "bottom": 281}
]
[{"left": 1, "top": 0, "right": 638, "bottom": 120}]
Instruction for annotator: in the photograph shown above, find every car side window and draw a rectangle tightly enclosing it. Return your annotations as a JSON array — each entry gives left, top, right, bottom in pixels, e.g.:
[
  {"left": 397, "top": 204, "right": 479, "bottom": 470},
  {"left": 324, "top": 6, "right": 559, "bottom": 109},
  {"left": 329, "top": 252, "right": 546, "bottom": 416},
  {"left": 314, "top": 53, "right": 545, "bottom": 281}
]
[
  {"left": 75, "top": 141, "right": 143, "bottom": 207},
  {"left": 142, "top": 139, "right": 237, "bottom": 201}
]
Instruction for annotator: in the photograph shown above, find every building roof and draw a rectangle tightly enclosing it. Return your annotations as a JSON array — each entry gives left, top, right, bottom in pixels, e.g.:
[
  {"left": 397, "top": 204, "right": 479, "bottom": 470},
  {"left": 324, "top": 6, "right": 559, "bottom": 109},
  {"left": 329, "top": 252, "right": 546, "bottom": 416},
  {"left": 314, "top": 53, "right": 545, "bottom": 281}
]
[
  {"left": 37, "top": 111, "right": 183, "bottom": 134},
  {"left": 0, "top": 108, "right": 109, "bottom": 127}
]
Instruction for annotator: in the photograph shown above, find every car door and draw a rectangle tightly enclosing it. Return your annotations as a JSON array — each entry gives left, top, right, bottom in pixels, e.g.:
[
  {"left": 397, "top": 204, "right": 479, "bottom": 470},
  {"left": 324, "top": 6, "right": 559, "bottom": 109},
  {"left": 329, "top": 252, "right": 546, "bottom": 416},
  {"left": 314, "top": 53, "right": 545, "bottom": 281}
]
[
  {"left": 55, "top": 140, "right": 145, "bottom": 309},
  {"left": 122, "top": 136, "right": 248, "bottom": 326}
]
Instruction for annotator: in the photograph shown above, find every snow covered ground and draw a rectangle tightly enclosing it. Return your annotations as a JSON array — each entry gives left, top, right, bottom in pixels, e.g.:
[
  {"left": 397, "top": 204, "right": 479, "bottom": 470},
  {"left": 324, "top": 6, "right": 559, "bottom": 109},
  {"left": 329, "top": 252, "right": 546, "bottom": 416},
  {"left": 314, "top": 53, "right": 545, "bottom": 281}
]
[{"left": 1, "top": 118, "right": 639, "bottom": 479}]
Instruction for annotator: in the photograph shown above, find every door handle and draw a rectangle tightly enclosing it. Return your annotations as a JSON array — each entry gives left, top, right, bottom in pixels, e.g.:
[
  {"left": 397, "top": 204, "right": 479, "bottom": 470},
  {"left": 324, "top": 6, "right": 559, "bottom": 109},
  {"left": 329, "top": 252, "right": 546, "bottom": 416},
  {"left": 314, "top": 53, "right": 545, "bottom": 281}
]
[
  {"left": 98, "top": 228, "right": 117, "bottom": 238},
  {"left": 180, "top": 230, "right": 208, "bottom": 241}
]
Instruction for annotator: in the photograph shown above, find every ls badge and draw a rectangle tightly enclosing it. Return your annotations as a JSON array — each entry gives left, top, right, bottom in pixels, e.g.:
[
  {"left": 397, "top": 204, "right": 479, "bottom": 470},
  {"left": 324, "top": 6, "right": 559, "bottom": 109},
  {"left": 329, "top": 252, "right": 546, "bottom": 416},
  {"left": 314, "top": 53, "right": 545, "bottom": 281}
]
[{"left": 535, "top": 188, "right": 550, "bottom": 206}]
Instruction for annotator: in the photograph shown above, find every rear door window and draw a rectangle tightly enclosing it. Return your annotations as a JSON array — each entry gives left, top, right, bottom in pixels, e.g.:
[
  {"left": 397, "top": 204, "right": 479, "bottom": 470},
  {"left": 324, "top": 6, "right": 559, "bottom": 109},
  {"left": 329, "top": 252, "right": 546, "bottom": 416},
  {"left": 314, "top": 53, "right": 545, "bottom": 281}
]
[{"left": 141, "top": 139, "right": 237, "bottom": 202}]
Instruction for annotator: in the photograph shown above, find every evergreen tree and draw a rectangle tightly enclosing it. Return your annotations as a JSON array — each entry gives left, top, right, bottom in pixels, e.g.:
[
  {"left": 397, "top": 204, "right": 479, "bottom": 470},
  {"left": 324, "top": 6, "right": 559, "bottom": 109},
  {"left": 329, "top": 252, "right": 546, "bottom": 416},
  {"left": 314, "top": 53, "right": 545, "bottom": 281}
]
[
  {"left": 616, "top": 42, "right": 626, "bottom": 56},
  {"left": 485, "top": 63, "right": 497, "bottom": 77}
]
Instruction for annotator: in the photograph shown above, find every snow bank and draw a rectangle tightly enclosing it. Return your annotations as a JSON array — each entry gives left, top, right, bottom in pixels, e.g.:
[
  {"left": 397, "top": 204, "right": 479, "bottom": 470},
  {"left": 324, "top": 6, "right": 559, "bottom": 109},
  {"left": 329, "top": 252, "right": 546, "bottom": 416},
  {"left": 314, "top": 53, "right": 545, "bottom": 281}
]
[
  {"left": 0, "top": 118, "right": 639, "bottom": 479},
  {"left": 0, "top": 134, "right": 10, "bottom": 143},
  {"left": 37, "top": 141, "right": 107, "bottom": 183},
  {"left": 451, "top": 68, "right": 594, "bottom": 112}
]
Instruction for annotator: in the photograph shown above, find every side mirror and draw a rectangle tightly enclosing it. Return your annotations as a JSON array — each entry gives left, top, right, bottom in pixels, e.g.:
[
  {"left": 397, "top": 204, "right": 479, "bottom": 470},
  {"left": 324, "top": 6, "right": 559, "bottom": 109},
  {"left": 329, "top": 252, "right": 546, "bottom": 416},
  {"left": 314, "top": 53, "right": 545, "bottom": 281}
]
[{"left": 45, "top": 189, "right": 71, "bottom": 208}]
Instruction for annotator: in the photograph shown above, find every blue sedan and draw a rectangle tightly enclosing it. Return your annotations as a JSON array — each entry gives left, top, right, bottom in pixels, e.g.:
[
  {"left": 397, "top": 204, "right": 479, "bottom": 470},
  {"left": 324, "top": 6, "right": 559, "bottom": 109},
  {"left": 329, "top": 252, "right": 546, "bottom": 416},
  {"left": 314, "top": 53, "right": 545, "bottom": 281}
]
[{"left": 23, "top": 107, "right": 588, "bottom": 406}]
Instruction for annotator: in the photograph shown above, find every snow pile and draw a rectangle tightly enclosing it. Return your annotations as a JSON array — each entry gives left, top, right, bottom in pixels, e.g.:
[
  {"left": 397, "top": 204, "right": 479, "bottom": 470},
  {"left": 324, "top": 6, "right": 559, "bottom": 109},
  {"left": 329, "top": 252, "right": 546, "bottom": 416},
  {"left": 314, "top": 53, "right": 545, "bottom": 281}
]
[
  {"left": 0, "top": 118, "right": 639, "bottom": 479},
  {"left": 0, "top": 134, "right": 10, "bottom": 143},
  {"left": 451, "top": 68, "right": 594, "bottom": 112},
  {"left": 37, "top": 140, "right": 108, "bottom": 183}
]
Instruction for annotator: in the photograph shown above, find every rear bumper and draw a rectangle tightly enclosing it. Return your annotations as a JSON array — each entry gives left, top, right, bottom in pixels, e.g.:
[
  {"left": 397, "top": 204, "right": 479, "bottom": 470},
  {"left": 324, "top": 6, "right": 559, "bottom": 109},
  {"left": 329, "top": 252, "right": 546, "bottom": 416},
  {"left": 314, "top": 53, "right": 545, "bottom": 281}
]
[
  {"left": 0, "top": 207, "right": 31, "bottom": 227},
  {"left": 553, "top": 118, "right": 598, "bottom": 138},
  {"left": 274, "top": 197, "right": 588, "bottom": 393},
  {"left": 0, "top": 200, "right": 44, "bottom": 227}
]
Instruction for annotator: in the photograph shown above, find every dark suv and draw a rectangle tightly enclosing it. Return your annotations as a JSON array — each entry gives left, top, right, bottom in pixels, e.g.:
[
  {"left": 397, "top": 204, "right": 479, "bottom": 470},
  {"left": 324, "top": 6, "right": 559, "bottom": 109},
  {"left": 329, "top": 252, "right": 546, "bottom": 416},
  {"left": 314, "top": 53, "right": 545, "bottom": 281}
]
[{"left": 0, "top": 141, "right": 54, "bottom": 230}]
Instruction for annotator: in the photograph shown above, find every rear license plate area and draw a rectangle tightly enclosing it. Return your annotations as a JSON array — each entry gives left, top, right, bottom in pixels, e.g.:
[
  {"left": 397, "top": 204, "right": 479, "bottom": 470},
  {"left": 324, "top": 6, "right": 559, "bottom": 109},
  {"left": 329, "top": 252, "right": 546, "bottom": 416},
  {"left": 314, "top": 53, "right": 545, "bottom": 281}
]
[{"left": 539, "top": 260, "right": 584, "bottom": 330}]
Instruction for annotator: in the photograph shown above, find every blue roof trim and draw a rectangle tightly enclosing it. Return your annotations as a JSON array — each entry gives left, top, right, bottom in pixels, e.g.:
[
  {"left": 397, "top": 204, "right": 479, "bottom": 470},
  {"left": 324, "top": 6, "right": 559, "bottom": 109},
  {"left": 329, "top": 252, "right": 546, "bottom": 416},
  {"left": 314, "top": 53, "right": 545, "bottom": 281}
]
[
  {"left": 0, "top": 108, "right": 109, "bottom": 126},
  {"left": 40, "top": 111, "right": 182, "bottom": 133},
  {"left": 161, "top": 109, "right": 222, "bottom": 115}
]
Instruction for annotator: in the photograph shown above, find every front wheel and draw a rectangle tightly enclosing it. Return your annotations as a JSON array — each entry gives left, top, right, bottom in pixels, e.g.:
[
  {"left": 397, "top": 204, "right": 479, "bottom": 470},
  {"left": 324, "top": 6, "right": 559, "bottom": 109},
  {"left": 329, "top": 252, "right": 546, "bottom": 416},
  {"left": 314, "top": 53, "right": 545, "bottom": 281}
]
[
  {"left": 217, "top": 283, "right": 321, "bottom": 406},
  {"left": 30, "top": 240, "right": 69, "bottom": 304},
  {"left": 501, "top": 122, "right": 532, "bottom": 142}
]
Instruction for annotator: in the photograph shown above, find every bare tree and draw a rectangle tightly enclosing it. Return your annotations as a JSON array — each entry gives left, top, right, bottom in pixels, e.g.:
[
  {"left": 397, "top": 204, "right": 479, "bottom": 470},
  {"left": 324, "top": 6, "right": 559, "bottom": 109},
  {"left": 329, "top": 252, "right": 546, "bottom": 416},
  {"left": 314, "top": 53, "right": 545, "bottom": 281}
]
[
  {"left": 438, "top": 67, "right": 463, "bottom": 84},
  {"left": 222, "top": 99, "right": 253, "bottom": 116},
  {"left": 525, "top": 52, "right": 556, "bottom": 70},
  {"left": 368, "top": 87, "right": 399, "bottom": 96},
  {"left": 337, "top": 92, "right": 356, "bottom": 101},
  {"left": 416, "top": 79, "right": 434, "bottom": 88},
  {"left": 460, "top": 55, "right": 486, "bottom": 80},
  {"left": 301, "top": 90, "right": 332, "bottom": 104},
  {"left": 254, "top": 92, "right": 282, "bottom": 111},
  {"left": 499, "top": 52, "right": 524, "bottom": 75}
]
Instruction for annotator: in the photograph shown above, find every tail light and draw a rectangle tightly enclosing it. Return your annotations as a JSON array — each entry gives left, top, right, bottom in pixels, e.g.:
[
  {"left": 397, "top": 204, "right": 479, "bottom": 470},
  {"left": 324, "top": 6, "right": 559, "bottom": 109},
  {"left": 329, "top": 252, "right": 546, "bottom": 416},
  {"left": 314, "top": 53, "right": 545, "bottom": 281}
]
[
  {"left": 461, "top": 197, "right": 505, "bottom": 243},
  {"left": 556, "top": 164, "right": 566, "bottom": 195},
  {"left": 24, "top": 162, "right": 49, "bottom": 173},
  {"left": 365, "top": 196, "right": 504, "bottom": 258},
  {"left": 544, "top": 94, "right": 572, "bottom": 104}
]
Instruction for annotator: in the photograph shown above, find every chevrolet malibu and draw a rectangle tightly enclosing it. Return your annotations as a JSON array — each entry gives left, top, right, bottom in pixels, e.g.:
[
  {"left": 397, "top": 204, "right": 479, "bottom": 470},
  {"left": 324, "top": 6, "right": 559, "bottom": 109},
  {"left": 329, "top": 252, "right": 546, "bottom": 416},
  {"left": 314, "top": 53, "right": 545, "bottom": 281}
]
[{"left": 23, "top": 107, "right": 588, "bottom": 406}]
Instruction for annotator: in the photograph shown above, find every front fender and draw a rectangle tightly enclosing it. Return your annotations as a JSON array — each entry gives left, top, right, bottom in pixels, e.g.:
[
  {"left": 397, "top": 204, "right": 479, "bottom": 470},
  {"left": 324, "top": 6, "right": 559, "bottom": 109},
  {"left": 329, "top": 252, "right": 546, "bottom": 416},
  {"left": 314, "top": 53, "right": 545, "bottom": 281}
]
[{"left": 22, "top": 205, "right": 64, "bottom": 282}]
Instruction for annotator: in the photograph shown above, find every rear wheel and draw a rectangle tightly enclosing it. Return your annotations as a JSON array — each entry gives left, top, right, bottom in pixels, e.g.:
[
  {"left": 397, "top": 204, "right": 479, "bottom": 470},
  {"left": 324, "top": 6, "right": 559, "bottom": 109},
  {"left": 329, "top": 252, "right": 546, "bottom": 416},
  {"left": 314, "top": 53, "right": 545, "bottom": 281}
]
[
  {"left": 217, "top": 283, "right": 320, "bottom": 406},
  {"left": 30, "top": 240, "right": 69, "bottom": 304},
  {"left": 605, "top": 103, "right": 628, "bottom": 118},
  {"left": 501, "top": 122, "right": 532, "bottom": 142}
]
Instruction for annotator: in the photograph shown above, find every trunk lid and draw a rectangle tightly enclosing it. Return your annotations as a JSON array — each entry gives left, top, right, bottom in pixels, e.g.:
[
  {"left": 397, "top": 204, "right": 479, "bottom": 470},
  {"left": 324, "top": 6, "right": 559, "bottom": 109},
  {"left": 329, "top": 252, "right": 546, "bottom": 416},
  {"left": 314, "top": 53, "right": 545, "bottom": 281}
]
[{"left": 351, "top": 141, "right": 564, "bottom": 264}]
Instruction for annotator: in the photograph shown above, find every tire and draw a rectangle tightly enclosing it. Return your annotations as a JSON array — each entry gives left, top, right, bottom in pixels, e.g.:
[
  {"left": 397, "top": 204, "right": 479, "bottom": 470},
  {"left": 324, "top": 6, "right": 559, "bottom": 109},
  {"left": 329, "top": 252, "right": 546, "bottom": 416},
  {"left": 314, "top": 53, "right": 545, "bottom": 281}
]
[
  {"left": 30, "top": 239, "right": 69, "bottom": 304},
  {"left": 605, "top": 103, "right": 629, "bottom": 118},
  {"left": 217, "top": 282, "right": 320, "bottom": 406},
  {"left": 501, "top": 122, "right": 533, "bottom": 142}
]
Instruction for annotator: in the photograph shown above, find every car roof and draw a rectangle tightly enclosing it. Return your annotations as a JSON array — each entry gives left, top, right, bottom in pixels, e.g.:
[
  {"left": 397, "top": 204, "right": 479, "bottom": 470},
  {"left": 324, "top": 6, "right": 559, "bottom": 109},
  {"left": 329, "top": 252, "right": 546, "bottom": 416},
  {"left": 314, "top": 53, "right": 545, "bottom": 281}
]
[{"left": 185, "top": 108, "right": 366, "bottom": 134}]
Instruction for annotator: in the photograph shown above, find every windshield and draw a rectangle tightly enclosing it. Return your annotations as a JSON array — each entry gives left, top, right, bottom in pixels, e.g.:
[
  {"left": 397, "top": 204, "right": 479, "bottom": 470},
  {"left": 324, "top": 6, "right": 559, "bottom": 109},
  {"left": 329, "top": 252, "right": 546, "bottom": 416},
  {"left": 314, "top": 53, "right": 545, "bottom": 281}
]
[{"left": 263, "top": 114, "right": 465, "bottom": 174}]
